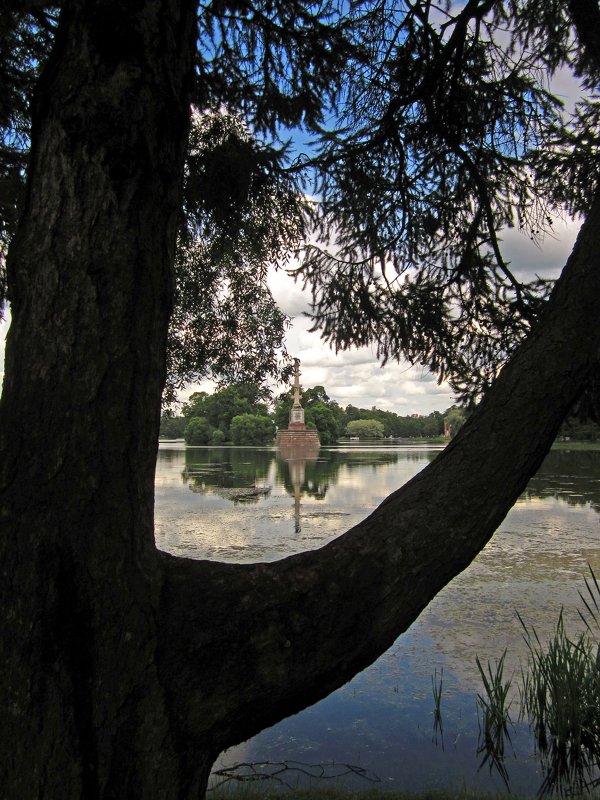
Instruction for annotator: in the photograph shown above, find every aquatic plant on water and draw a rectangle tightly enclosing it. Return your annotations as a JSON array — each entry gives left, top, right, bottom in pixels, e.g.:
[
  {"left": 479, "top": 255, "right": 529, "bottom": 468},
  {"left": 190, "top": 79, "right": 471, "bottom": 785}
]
[
  {"left": 518, "top": 567, "right": 600, "bottom": 796},
  {"left": 477, "top": 566, "right": 600, "bottom": 796},
  {"left": 519, "top": 611, "right": 600, "bottom": 795},
  {"left": 431, "top": 666, "right": 444, "bottom": 747},
  {"left": 475, "top": 650, "right": 514, "bottom": 789}
]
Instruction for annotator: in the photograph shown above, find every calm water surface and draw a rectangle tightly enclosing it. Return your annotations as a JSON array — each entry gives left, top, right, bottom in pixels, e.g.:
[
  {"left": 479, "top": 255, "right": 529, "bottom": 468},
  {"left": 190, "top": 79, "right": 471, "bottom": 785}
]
[{"left": 155, "top": 443, "right": 600, "bottom": 796}]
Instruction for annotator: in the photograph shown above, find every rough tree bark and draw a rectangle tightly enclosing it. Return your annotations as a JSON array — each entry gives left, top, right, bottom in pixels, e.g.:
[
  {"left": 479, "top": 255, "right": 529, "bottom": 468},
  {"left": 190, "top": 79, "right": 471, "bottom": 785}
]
[
  {"left": 1, "top": 2, "right": 600, "bottom": 800},
  {"left": 0, "top": 1, "right": 199, "bottom": 796}
]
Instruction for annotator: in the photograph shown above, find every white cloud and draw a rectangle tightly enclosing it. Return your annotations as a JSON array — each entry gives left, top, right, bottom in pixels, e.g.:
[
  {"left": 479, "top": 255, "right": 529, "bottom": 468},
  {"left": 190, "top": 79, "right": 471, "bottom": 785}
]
[
  {"left": 268, "top": 266, "right": 309, "bottom": 317},
  {"left": 261, "top": 215, "right": 582, "bottom": 415},
  {"left": 265, "top": 295, "right": 456, "bottom": 413},
  {"left": 500, "top": 217, "right": 580, "bottom": 282}
]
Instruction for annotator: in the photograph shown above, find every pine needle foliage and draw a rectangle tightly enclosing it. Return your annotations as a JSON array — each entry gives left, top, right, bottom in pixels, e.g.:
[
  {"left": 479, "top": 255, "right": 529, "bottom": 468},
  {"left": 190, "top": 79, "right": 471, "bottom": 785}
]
[
  {"left": 294, "top": 1, "right": 600, "bottom": 403},
  {"left": 2, "top": 2, "right": 600, "bottom": 403}
]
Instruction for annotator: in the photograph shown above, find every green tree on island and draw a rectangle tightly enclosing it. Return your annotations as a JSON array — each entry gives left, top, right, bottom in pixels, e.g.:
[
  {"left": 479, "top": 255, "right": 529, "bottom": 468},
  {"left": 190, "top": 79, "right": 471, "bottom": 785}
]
[
  {"left": 1, "top": 2, "right": 600, "bottom": 797},
  {"left": 304, "top": 402, "right": 341, "bottom": 445},
  {"left": 346, "top": 418, "right": 386, "bottom": 439},
  {"left": 183, "top": 384, "right": 269, "bottom": 441},
  {"left": 159, "top": 412, "right": 187, "bottom": 440},
  {"left": 230, "top": 414, "right": 276, "bottom": 445},
  {"left": 445, "top": 406, "right": 468, "bottom": 439},
  {"left": 344, "top": 404, "right": 445, "bottom": 438},
  {"left": 184, "top": 416, "right": 212, "bottom": 445}
]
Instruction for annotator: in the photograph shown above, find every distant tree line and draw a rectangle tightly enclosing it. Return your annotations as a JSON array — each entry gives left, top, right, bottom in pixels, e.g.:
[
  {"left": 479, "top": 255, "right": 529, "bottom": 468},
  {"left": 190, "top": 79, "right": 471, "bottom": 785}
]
[
  {"left": 159, "top": 382, "right": 468, "bottom": 445},
  {"left": 558, "top": 417, "right": 600, "bottom": 442}
]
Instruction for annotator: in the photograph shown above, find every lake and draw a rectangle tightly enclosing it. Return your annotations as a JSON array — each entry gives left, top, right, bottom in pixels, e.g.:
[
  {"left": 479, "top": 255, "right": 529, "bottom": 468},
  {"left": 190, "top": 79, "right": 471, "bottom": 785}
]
[{"left": 155, "top": 442, "right": 600, "bottom": 796}]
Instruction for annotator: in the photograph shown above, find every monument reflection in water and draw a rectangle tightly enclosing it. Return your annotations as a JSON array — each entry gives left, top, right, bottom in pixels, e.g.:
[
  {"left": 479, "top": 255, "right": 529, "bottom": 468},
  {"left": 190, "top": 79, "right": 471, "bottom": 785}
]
[{"left": 276, "top": 358, "right": 320, "bottom": 533}]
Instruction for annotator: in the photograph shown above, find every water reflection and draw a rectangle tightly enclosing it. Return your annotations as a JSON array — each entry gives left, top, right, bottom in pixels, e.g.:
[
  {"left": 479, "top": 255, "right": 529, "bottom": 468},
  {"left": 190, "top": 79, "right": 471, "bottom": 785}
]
[
  {"left": 277, "top": 455, "right": 316, "bottom": 533},
  {"left": 178, "top": 445, "right": 406, "bottom": 523},
  {"left": 156, "top": 446, "right": 600, "bottom": 566},
  {"left": 524, "top": 450, "right": 600, "bottom": 511},
  {"left": 182, "top": 446, "right": 272, "bottom": 493},
  {"left": 155, "top": 444, "right": 600, "bottom": 797},
  {"left": 156, "top": 444, "right": 419, "bottom": 561}
]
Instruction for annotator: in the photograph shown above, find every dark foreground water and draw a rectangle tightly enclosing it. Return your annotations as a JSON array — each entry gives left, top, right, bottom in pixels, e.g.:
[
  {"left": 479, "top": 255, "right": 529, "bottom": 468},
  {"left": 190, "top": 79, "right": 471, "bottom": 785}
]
[{"left": 155, "top": 443, "right": 600, "bottom": 796}]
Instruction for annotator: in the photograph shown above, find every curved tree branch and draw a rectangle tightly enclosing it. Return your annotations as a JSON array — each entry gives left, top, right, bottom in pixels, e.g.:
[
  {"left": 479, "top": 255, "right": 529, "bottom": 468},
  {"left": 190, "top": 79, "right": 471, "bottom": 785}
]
[{"left": 158, "top": 191, "right": 600, "bottom": 761}]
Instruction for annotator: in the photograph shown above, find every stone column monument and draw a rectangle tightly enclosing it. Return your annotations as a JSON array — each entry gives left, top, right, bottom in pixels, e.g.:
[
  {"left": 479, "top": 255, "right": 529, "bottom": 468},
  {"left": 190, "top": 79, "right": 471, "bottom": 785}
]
[
  {"left": 276, "top": 358, "right": 320, "bottom": 532},
  {"left": 289, "top": 357, "right": 306, "bottom": 430},
  {"left": 275, "top": 357, "right": 320, "bottom": 454}
]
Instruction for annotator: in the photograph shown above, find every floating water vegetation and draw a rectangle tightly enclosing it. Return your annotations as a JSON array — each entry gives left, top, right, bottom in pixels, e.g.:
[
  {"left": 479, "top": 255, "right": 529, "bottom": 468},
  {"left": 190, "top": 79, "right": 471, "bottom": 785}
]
[{"left": 476, "top": 566, "right": 600, "bottom": 796}]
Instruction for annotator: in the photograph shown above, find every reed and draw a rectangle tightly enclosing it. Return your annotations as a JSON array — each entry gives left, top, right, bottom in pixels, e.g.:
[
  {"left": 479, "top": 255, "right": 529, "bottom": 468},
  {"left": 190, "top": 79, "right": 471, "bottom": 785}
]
[
  {"left": 478, "top": 566, "right": 600, "bottom": 796},
  {"left": 431, "top": 667, "right": 444, "bottom": 746},
  {"left": 517, "top": 569, "right": 600, "bottom": 796},
  {"left": 475, "top": 650, "right": 513, "bottom": 788}
]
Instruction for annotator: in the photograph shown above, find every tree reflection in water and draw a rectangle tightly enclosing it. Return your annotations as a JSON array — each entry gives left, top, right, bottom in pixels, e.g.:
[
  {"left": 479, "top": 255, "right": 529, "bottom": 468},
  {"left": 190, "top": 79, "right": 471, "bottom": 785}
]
[
  {"left": 181, "top": 445, "right": 272, "bottom": 494},
  {"left": 180, "top": 444, "right": 402, "bottom": 510}
]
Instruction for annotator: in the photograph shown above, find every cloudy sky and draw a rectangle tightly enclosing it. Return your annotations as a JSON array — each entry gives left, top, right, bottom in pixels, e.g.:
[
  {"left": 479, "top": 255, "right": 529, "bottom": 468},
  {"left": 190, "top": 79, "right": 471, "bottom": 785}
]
[
  {"left": 0, "top": 215, "right": 581, "bottom": 416},
  {"left": 252, "top": 53, "right": 585, "bottom": 415},
  {"left": 264, "top": 217, "right": 579, "bottom": 415}
]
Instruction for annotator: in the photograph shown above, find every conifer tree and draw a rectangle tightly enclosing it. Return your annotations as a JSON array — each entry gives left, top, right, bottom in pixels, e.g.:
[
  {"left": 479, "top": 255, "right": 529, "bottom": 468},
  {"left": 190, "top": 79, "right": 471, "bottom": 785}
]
[{"left": 1, "top": 2, "right": 599, "bottom": 797}]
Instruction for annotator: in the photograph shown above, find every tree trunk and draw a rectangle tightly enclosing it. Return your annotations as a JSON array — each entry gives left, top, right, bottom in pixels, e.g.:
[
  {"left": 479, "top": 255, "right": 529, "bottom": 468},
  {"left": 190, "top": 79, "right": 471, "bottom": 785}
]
[
  {"left": 0, "top": 1, "right": 201, "bottom": 797},
  {"left": 2, "top": 3, "right": 600, "bottom": 799}
]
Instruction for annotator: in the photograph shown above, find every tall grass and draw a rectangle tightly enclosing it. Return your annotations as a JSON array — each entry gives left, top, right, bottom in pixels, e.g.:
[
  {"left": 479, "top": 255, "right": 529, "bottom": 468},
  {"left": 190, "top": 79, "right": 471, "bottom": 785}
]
[
  {"left": 475, "top": 651, "right": 513, "bottom": 788},
  {"left": 519, "top": 609, "right": 600, "bottom": 796},
  {"left": 477, "top": 566, "right": 600, "bottom": 796},
  {"left": 431, "top": 667, "right": 444, "bottom": 746}
]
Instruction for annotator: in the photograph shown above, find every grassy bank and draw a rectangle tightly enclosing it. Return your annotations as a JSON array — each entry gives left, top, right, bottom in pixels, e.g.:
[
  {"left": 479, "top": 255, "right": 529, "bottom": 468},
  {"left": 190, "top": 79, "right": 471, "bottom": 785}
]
[
  {"left": 209, "top": 788, "right": 526, "bottom": 800},
  {"left": 551, "top": 440, "right": 600, "bottom": 451}
]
